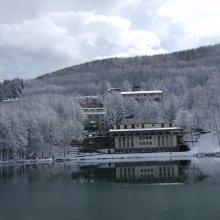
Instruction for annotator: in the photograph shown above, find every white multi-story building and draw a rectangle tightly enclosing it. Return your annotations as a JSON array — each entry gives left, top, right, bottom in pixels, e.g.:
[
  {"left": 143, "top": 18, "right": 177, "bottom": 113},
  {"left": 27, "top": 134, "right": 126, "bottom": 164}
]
[
  {"left": 110, "top": 122, "right": 182, "bottom": 153},
  {"left": 121, "top": 90, "right": 163, "bottom": 102}
]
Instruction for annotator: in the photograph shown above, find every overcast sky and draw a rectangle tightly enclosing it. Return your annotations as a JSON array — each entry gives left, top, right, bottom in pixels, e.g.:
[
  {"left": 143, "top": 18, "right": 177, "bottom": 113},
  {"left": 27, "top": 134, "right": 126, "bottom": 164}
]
[{"left": 0, "top": 0, "right": 220, "bottom": 80}]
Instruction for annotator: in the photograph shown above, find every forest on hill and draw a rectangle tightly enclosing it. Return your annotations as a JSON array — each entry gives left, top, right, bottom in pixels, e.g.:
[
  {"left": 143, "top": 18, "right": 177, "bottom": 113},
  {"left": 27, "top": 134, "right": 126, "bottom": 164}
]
[
  {"left": 33, "top": 43, "right": 220, "bottom": 129},
  {"left": 0, "top": 44, "right": 220, "bottom": 159},
  {"left": 0, "top": 79, "right": 23, "bottom": 101}
]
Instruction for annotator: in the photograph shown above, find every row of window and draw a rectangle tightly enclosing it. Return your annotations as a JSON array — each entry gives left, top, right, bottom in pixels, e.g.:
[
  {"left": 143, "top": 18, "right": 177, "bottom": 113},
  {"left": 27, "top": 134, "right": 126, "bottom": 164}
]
[
  {"left": 118, "top": 166, "right": 177, "bottom": 177},
  {"left": 139, "top": 136, "right": 152, "bottom": 140},
  {"left": 117, "top": 135, "right": 175, "bottom": 148},
  {"left": 158, "top": 135, "right": 174, "bottom": 147},
  {"left": 139, "top": 142, "right": 152, "bottom": 146},
  {"left": 116, "top": 123, "right": 173, "bottom": 129},
  {"left": 118, "top": 136, "right": 134, "bottom": 148},
  {"left": 140, "top": 168, "right": 154, "bottom": 173}
]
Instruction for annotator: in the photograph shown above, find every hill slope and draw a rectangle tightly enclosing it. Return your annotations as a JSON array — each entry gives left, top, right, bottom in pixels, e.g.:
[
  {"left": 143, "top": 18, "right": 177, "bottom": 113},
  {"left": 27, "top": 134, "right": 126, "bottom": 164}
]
[
  {"left": 30, "top": 43, "right": 220, "bottom": 131},
  {"left": 35, "top": 43, "right": 220, "bottom": 95}
]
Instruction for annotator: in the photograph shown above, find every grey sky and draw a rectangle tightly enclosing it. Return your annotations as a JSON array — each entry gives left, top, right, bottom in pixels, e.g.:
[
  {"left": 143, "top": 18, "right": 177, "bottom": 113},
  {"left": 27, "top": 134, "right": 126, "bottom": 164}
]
[{"left": 0, "top": 0, "right": 220, "bottom": 80}]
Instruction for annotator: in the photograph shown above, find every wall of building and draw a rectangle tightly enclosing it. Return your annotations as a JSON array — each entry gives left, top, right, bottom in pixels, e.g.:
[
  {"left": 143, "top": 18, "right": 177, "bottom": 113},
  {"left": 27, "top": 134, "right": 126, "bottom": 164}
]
[
  {"left": 115, "top": 123, "right": 175, "bottom": 129},
  {"left": 82, "top": 108, "right": 106, "bottom": 130},
  {"left": 114, "top": 134, "right": 178, "bottom": 152},
  {"left": 121, "top": 92, "right": 162, "bottom": 102}
]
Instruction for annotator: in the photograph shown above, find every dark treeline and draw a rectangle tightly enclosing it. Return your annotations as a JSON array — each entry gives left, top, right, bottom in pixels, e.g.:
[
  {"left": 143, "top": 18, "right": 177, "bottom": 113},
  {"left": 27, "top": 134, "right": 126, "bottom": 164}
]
[{"left": 0, "top": 78, "right": 24, "bottom": 101}]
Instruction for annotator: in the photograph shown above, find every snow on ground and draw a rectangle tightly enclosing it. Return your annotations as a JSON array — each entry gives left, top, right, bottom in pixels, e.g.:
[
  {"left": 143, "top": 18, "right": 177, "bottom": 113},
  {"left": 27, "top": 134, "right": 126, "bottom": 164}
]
[
  {"left": 189, "top": 131, "right": 220, "bottom": 153},
  {"left": 65, "top": 151, "right": 194, "bottom": 163},
  {"left": 1, "top": 132, "right": 219, "bottom": 165},
  {"left": 0, "top": 158, "right": 53, "bottom": 166}
]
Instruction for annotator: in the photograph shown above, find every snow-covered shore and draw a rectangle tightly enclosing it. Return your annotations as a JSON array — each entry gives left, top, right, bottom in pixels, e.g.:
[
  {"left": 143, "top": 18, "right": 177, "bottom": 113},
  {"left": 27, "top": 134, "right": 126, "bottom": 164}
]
[
  {"left": 1, "top": 131, "right": 219, "bottom": 165},
  {"left": 0, "top": 151, "right": 194, "bottom": 165},
  {"left": 71, "top": 151, "right": 194, "bottom": 163},
  {"left": 188, "top": 131, "right": 220, "bottom": 153},
  {"left": 0, "top": 158, "right": 53, "bottom": 166}
]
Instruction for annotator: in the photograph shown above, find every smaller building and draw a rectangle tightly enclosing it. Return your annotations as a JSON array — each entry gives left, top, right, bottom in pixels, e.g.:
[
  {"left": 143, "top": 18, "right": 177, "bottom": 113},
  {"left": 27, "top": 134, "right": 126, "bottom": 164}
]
[
  {"left": 107, "top": 88, "right": 122, "bottom": 93},
  {"left": 76, "top": 96, "right": 103, "bottom": 108},
  {"left": 110, "top": 122, "right": 182, "bottom": 153},
  {"left": 82, "top": 108, "right": 106, "bottom": 131}
]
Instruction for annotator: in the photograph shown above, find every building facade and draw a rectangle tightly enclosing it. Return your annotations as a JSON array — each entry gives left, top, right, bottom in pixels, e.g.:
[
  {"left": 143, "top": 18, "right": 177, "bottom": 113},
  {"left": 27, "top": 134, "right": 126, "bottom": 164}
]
[
  {"left": 82, "top": 108, "right": 106, "bottom": 131},
  {"left": 76, "top": 96, "right": 103, "bottom": 108},
  {"left": 121, "top": 90, "right": 163, "bottom": 102},
  {"left": 110, "top": 123, "right": 181, "bottom": 153}
]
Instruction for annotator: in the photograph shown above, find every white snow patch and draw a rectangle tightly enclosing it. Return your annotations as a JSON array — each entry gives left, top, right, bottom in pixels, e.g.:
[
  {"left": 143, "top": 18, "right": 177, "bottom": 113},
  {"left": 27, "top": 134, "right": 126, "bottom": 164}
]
[
  {"left": 0, "top": 158, "right": 53, "bottom": 166},
  {"left": 189, "top": 131, "right": 220, "bottom": 153}
]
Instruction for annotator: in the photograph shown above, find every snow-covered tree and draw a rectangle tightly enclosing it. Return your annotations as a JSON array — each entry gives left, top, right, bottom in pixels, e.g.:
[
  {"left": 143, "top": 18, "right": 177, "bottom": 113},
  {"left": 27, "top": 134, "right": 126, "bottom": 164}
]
[
  {"left": 104, "top": 93, "right": 126, "bottom": 128},
  {"left": 175, "top": 109, "right": 194, "bottom": 132}
]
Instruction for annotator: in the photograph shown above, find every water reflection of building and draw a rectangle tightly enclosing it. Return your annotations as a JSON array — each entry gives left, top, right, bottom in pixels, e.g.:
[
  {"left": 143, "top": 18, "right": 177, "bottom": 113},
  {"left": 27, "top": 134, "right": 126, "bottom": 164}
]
[
  {"left": 71, "top": 161, "right": 189, "bottom": 184},
  {"left": 116, "top": 162, "right": 180, "bottom": 183}
]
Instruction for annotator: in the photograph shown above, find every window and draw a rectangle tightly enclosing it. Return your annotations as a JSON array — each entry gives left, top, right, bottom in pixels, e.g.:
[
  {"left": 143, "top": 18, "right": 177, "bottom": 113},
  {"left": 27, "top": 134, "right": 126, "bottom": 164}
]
[
  {"left": 162, "top": 136, "right": 164, "bottom": 147},
  {"left": 170, "top": 136, "right": 173, "bottom": 147},
  {"left": 158, "top": 136, "right": 161, "bottom": 147},
  {"left": 166, "top": 136, "right": 169, "bottom": 147}
]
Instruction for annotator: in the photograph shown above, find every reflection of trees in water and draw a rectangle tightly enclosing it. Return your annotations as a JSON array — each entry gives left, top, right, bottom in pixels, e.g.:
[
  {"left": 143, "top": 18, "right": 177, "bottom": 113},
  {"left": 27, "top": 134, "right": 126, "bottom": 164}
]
[
  {"left": 0, "top": 163, "right": 74, "bottom": 184},
  {"left": 1, "top": 159, "right": 220, "bottom": 185}
]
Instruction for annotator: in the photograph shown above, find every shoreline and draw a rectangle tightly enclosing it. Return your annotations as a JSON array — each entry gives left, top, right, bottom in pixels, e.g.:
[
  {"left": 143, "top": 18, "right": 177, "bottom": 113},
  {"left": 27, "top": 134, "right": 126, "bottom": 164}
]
[{"left": 1, "top": 150, "right": 220, "bottom": 166}]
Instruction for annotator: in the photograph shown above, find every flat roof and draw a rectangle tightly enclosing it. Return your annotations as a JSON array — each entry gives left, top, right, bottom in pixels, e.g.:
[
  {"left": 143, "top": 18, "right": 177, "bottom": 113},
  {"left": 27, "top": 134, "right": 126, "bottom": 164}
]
[
  {"left": 82, "top": 108, "right": 105, "bottom": 110},
  {"left": 121, "top": 90, "right": 162, "bottom": 95},
  {"left": 75, "top": 96, "right": 100, "bottom": 99},
  {"left": 84, "top": 112, "right": 106, "bottom": 115},
  {"left": 110, "top": 127, "right": 181, "bottom": 132}
]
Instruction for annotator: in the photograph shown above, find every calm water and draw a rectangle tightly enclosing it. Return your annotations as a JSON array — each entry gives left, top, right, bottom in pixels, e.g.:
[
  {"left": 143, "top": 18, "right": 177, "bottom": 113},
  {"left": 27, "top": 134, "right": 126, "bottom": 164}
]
[{"left": 1, "top": 158, "right": 220, "bottom": 220}]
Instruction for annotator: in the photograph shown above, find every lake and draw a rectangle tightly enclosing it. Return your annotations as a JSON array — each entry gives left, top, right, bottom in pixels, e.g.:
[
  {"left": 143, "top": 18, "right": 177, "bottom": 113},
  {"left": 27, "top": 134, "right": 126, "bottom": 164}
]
[{"left": 1, "top": 158, "right": 220, "bottom": 220}]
